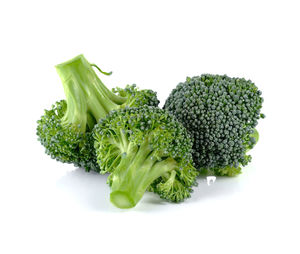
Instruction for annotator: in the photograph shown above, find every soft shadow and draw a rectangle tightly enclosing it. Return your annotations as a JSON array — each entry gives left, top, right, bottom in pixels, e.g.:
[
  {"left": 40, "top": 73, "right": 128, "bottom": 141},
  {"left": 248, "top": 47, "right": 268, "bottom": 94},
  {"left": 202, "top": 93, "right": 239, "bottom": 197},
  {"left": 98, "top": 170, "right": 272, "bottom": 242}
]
[
  {"left": 56, "top": 168, "right": 170, "bottom": 212},
  {"left": 191, "top": 175, "right": 242, "bottom": 202},
  {"left": 56, "top": 168, "right": 243, "bottom": 212},
  {"left": 137, "top": 175, "right": 243, "bottom": 210},
  {"left": 56, "top": 168, "right": 113, "bottom": 211}
]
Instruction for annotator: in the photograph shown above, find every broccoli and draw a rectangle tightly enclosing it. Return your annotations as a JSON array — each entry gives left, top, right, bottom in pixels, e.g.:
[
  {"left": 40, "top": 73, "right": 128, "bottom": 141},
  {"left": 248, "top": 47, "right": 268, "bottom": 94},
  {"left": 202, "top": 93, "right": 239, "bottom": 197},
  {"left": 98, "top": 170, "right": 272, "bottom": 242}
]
[
  {"left": 164, "top": 74, "right": 264, "bottom": 176},
  {"left": 93, "top": 106, "right": 198, "bottom": 208},
  {"left": 36, "top": 55, "right": 159, "bottom": 172}
]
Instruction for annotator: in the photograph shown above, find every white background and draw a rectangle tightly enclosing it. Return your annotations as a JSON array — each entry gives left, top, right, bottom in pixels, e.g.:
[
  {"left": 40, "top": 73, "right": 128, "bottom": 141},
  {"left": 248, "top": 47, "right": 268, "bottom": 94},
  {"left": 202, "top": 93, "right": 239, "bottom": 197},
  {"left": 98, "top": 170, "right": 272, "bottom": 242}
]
[{"left": 0, "top": 0, "right": 299, "bottom": 253}]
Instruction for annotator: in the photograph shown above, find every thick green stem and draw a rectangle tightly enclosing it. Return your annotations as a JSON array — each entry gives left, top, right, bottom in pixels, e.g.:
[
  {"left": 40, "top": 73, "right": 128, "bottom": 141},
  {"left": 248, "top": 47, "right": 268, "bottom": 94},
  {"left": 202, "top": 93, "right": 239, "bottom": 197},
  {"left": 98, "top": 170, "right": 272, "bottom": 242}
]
[
  {"left": 109, "top": 140, "right": 178, "bottom": 208},
  {"left": 60, "top": 75, "right": 88, "bottom": 132},
  {"left": 55, "top": 55, "right": 127, "bottom": 131}
]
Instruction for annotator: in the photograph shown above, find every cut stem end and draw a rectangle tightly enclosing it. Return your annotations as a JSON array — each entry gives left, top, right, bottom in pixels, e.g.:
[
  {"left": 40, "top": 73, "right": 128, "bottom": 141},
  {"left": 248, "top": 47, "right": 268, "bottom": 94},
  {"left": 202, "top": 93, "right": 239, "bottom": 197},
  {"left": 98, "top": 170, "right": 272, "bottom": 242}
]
[{"left": 110, "top": 191, "right": 136, "bottom": 209}]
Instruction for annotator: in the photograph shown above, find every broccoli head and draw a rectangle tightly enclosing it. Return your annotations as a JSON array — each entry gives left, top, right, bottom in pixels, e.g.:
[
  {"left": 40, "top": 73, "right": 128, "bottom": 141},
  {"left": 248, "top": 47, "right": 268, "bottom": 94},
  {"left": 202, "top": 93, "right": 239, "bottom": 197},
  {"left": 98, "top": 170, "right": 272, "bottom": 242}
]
[
  {"left": 93, "top": 106, "right": 198, "bottom": 209},
  {"left": 36, "top": 55, "right": 159, "bottom": 172},
  {"left": 164, "top": 74, "right": 264, "bottom": 176}
]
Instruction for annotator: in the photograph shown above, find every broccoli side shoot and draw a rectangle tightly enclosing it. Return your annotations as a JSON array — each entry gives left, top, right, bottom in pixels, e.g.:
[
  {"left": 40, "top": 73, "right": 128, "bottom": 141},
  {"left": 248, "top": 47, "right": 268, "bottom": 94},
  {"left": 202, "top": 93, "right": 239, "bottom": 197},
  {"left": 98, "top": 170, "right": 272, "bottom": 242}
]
[
  {"left": 37, "top": 55, "right": 159, "bottom": 172},
  {"left": 164, "top": 74, "right": 264, "bottom": 176},
  {"left": 93, "top": 106, "right": 198, "bottom": 209}
]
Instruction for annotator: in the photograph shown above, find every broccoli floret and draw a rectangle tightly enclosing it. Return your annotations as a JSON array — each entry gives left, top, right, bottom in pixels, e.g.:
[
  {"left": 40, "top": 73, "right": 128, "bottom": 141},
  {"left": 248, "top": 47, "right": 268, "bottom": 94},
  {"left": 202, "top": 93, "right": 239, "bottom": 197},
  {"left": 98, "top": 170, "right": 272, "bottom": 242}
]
[
  {"left": 164, "top": 74, "right": 264, "bottom": 176},
  {"left": 36, "top": 55, "right": 159, "bottom": 172},
  {"left": 93, "top": 106, "right": 198, "bottom": 209}
]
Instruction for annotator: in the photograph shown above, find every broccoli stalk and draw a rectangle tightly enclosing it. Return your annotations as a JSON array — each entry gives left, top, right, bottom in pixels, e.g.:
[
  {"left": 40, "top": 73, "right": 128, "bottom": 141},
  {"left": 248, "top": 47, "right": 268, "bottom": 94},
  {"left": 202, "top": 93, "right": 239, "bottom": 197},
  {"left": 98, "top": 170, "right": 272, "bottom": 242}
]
[
  {"left": 94, "top": 106, "right": 198, "bottom": 209},
  {"left": 109, "top": 139, "right": 179, "bottom": 208},
  {"left": 56, "top": 54, "right": 127, "bottom": 132}
]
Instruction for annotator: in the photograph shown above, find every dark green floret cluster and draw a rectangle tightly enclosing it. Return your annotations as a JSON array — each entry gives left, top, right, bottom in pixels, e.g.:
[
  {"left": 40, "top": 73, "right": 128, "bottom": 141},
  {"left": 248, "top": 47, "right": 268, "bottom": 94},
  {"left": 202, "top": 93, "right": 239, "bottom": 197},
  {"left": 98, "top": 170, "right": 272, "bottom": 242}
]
[
  {"left": 36, "top": 100, "right": 95, "bottom": 170},
  {"left": 93, "top": 106, "right": 198, "bottom": 208},
  {"left": 37, "top": 55, "right": 159, "bottom": 172},
  {"left": 164, "top": 74, "right": 264, "bottom": 176}
]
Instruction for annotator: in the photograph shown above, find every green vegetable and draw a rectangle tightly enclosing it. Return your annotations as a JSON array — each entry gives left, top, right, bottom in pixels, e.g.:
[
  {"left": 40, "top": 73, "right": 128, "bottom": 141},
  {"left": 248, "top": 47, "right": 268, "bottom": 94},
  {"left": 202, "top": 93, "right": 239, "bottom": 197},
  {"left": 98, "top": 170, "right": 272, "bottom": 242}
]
[
  {"left": 36, "top": 55, "right": 159, "bottom": 172},
  {"left": 164, "top": 74, "right": 264, "bottom": 176},
  {"left": 93, "top": 106, "right": 198, "bottom": 208}
]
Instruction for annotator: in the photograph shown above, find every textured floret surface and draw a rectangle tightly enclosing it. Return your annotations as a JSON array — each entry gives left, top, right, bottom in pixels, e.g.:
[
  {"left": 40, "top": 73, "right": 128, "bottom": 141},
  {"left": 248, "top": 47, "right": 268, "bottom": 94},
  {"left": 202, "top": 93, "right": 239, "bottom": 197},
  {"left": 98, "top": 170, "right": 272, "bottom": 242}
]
[{"left": 164, "top": 74, "right": 264, "bottom": 175}]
